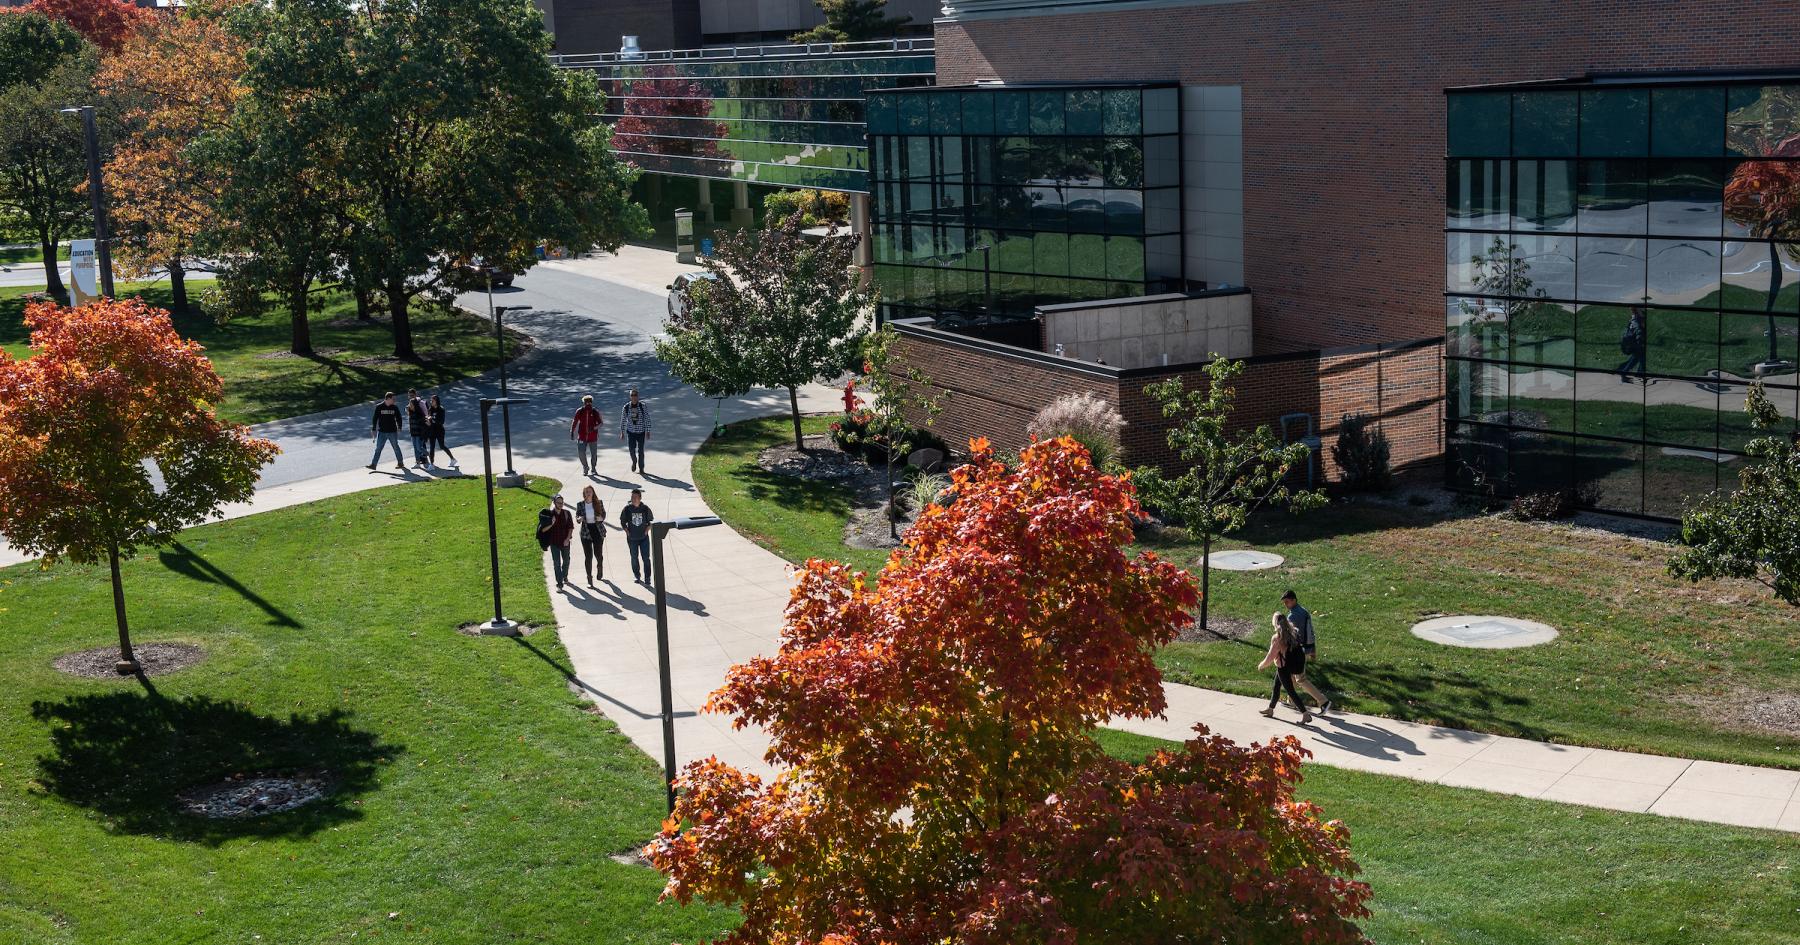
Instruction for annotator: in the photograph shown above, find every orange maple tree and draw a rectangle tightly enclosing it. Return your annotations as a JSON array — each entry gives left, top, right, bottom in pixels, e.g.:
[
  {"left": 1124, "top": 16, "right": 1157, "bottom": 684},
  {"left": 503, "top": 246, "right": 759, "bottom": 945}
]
[
  {"left": 13, "top": 0, "right": 149, "bottom": 53},
  {"left": 0, "top": 298, "right": 277, "bottom": 672},
  {"left": 648, "top": 437, "right": 1371, "bottom": 944},
  {"left": 95, "top": 2, "right": 246, "bottom": 312}
]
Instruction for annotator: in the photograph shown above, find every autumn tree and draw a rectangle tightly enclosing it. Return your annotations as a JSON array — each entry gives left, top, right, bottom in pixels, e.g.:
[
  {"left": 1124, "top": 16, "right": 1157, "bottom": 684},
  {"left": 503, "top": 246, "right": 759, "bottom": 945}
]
[
  {"left": 0, "top": 298, "right": 278, "bottom": 672},
  {"left": 1134, "top": 356, "right": 1326, "bottom": 634},
  {"left": 648, "top": 436, "right": 1371, "bottom": 944},
  {"left": 658, "top": 215, "right": 870, "bottom": 451},
  {"left": 16, "top": 0, "right": 149, "bottom": 53},
  {"left": 0, "top": 51, "right": 96, "bottom": 301},
  {"left": 790, "top": 0, "right": 911, "bottom": 43},
  {"left": 1723, "top": 89, "right": 1800, "bottom": 374},
  {"left": 1670, "top": 383, "right": 1800, "bottom": 605},
  {"left": 96, "top": 1, "right": 247, "bottom": 313},
  {"left": 609, "top": 65, "right": 728, "bottom": 177}
]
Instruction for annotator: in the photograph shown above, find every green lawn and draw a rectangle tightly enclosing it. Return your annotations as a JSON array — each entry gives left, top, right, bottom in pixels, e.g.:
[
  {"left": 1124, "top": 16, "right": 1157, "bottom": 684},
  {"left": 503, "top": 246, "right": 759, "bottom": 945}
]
[
  {"left": 1095, "top": 729, "right": 1799, "bottom": 945},
  {"left": 1, "top": 283, "right": 517, "bottom": 425},
  {"left": 0, "top": 478, "right": 735, "bottom": 944},
  {"left": 0, "top": 243, "right": 69, "bottom": 266},
  {"left": 696, "top": 415, "right": 1800, "bottom": 769}
]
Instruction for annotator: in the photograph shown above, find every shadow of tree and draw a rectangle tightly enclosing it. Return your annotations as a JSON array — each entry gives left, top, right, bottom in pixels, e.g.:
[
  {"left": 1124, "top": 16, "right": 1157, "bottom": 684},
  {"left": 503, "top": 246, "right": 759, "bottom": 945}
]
[
  {"left": 1316, "top": 659, "right": 1556, "bottom": 743},
  {"left": 29, "top": 689, "right": 397, "bottom": 844},
  {"left": 737, "top": 463, "right": 857, "bottom": 518}
]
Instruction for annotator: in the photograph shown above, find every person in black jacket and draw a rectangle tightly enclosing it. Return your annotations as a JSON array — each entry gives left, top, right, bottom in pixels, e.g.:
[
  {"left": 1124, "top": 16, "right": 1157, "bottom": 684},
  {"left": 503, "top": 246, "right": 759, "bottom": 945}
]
[
  {"left": 537, "top": 494, "right": 576, "bottom": 591},
  {"left": 406, "top": 389, "right": 431, "bottom": 468},
  {"left": 619, "top": 488, "right": 655, "bottom": 585},
  {"left": 368, "top": 392, "right": 405, "bottom": 471},
  {"left": 428, "top": 394, "right": 457, "bottom": 469},
  {"left": 575, "top": 485, "right": 606, "bottom": 586}
]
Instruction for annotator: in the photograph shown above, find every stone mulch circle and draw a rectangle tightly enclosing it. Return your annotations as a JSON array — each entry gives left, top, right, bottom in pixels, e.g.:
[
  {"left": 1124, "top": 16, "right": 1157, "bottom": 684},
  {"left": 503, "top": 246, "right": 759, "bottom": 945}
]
[
  {"left": 177, "top": 771, "right": 334, "bottom": 819},
  {"left": 1176, "top": 615, "right": 1260, "bottom": 644},
  {"left": 457, "top": 622, "right": 542, "bottom": 637},
  {"left": 53, "top": 642, "right": 204, "bottom": 678},
  {"left": 1203, "top": 549, "right": 1286, "bottom": 572},
  {"left": 1410, "top": 615, "right": 1559, "bottom": 649}
]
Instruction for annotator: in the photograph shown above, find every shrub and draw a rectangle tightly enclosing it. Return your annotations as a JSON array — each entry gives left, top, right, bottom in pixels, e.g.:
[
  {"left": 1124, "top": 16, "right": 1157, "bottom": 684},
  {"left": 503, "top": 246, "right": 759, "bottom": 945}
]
[
  {"left": 762, "top": 188, "right": 851, "bottom": 228},
  {"left": 1507, "top": 483, "right": 1600, "bottom": 521},
  {"left": 1028, "top": 391, "right": 1125, "bottom": 470},
  {"left": 1331, "top": 413, "right": 1392, "bottom": 492},
  {"left": 829, "top": 408, "right": 948, "bottom": 465}
]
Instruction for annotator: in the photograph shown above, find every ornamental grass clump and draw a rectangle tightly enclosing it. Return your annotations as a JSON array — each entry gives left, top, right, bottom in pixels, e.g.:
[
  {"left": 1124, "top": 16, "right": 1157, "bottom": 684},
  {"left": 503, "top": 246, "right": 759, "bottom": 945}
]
[{"left": 1027, "top": 391, "right": 1125, "bottom": 471}]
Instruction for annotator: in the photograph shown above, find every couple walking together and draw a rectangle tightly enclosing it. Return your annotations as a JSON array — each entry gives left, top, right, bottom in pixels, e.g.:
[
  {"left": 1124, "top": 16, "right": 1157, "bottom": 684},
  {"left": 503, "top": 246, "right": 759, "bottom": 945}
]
[
  {"left": 570, "top": 389, "right": 653, "bottom": 477},
  {"left": 368, "top": 389, "right": 456, "bottom": 471},
  {"left": 1258, "top": 590, "right": 1334, "bottom": 724},
  {"left": 536, "top": 486, "right": 659, "bottom": 592}
]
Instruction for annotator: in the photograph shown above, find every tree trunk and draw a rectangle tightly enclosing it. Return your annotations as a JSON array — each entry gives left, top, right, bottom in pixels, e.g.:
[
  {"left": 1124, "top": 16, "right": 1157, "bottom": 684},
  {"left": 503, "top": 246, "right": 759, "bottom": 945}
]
[
  {"left": 40, "top": 231, "right": 66, "bottom": 300},
  {"left": 289, "top": 271, "right": 313, "bottom": 356},
  {"left": 350, "top": 248, "right": 374, "bottom": 321},
  {"left": 1765, "top": 240, "right": 1785, "bottom": 367},
  {"left": 886, "top": 445, "right": 898, "bottom": 539},
  {"left": 1199, "top": 532, "right": 1212, "bottom": 632},
  {"left": 168, "top": 258, "right": 187, "bottom": 313},
  {"left": 388, "top": 275, "right": 414, "bottom": 359},
  {"left": 109, "top": 544, "right": 137, "bottom": 673},
  {"left": 788, "top": 385, "right": 804, "bottom": 452}
]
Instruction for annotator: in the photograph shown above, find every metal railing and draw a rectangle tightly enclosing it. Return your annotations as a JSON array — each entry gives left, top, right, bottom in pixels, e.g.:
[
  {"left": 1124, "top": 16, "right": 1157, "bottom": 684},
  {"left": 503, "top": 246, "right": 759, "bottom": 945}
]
[{"left": 550, "top": 36, "right": 935, "bottom": 69}]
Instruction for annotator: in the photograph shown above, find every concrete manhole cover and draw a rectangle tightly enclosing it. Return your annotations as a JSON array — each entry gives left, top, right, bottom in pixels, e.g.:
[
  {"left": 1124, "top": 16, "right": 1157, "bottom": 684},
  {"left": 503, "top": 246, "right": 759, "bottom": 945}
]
[
  {"left": 1204, "top": 550, "right": 1285, "bottom": 571},
  {"left": 1410, "top": 615, "right": 1559, "bottom": 649}
]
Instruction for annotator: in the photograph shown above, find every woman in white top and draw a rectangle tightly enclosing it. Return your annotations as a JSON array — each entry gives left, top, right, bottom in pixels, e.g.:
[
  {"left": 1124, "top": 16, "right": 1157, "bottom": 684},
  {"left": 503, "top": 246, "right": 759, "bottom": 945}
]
[{"left": 575, "top": 485, "right": 606, "bottom": 586}]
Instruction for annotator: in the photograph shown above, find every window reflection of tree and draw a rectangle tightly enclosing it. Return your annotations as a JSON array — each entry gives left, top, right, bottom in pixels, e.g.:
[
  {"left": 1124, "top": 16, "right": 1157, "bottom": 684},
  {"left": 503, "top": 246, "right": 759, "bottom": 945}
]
[
  {"left": 611, "top": 66, "right": 730, "bottom": 177},
  {"left": 1724, "top": 86, "right": 1800, "bottom": 376}
]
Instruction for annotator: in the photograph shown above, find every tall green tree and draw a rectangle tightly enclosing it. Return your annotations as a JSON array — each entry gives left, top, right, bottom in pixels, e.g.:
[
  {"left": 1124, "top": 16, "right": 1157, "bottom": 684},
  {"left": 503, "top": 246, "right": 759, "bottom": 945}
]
[
  {"left": 1670, "top": 384, "right": 1800, "bottom": 605},
  {"left": 0, "top": 53, "right": 96, "bottom": 301},
  {"left": 656, "top": 215, "right": 871, "bottom": 451},
  {"left": 791, "top": 0, "right": 911, "bottom": 43},
  {"left": 0, "top": 10, "right": 86, "bottom": 90},
  {"left": 1134, "top": 357, "right": 1327, "bottom": 633}
]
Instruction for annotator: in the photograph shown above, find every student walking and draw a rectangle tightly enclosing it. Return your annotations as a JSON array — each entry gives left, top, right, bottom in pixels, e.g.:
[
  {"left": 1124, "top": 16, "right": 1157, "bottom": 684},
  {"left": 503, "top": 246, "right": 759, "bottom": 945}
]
[
  {"left": 428, "top": 394, "right": 457, "bottom": 469},
  {"left": 620, "top": 389, "right": 652, "bottom": 474},
  {"left": 1282, "top": 589, "right": 1333, "bottom": 714},
  {"left": 1258, "top": 613, "right": 1314, "bottom": 723},
  {"left": 406, "top": 389, "right": 431, "bottom": 468},
  {"left": 537, "top": 494, "right": 576, "bottom": 591},
  {"left": 368, "top": 392, "right": 406, "bottom": 471},
  {"left": 1617, "top": 305, "right": 1648, "bottom": 382},
  {"left": 620, "top": 488, "right": 655, "bottom": 585},
  {"left": 571, "top": 395, "right": 604, "bottom": 476},
  {"left": 575, "top": 485, "right": 606, "bottom": 586}
]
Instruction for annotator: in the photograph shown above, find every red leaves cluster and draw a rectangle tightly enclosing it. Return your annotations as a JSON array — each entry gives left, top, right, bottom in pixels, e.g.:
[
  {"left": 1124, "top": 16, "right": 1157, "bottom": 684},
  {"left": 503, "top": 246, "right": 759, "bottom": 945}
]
[
  {"left": 12, "top": 0, "right": 150, "bottom": 52},
  {"left": 647, "top": 437, "right": 1370, "bottom": 944},
  {"left": 0, "top": 298, "right": 277, "bottom": 564}
]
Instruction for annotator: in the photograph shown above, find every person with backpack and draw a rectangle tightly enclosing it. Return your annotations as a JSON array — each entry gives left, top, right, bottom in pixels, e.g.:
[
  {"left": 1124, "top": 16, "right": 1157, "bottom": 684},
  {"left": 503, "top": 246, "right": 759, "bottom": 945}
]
[
  {"left": 428, "top": 394, "right": 457, "bottom": 470},
  {"left": 619, "top": 488, "right": 655, "bottom": 585},
  {"left": 570, "top": 395, "right": 604, "bottom": 476},
  {"left": 406, "top": 389, "right": 432, "bottom": 468},
  {"left": 620, "top": 389, "right": 652, "bottom": 475},
  {"left": 1617, "top": 305, "right": 1647, "bottom": 382},
  {"left": 368, "top": 392, "right": 406, "bottom": 471},
  {"left": 537, "top": 494, "right": 576, "bottom": 592},
  {"left": 1258, "top": 613, "right": 1314, "bottom": 724}
]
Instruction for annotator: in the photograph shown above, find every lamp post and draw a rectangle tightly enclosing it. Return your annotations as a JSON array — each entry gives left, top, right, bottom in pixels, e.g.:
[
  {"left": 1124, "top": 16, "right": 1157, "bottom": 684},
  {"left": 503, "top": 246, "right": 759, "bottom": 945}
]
[
  {"left": 490, "top": 299, "right": 525, "bottom": 487},
  {"left": 477, "top": 396, "right": 531, "bottom": 635},
  {"left": 58, "top": 105, "right": 113, "bottom": 298},
  {"left": 651, "top": 514, "right": 722, "bottom": 813}
]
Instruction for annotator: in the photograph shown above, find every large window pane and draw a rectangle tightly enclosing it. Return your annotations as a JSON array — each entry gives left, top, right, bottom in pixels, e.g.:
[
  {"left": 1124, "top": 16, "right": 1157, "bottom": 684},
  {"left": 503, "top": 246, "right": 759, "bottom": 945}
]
[
  {"left": 1030, "top": 90, "right": 1063, "bottom": 135},
  {"left": 1515, "top": 160, "right": 1577, "bottom": 232},
  {"left": 866, "top": 96, "right": 896, "bottom": 135},
  {"left": 1648, "top": 159, "right": 1723, "bottom": 237},
  {"left": 1723, "top": 160, "right": 1800, "bottom": 239},
  {"left": 1105, "top": 139, "right": 1145, "bottom": 188},
  {"left": 1447, "top": 296, "right": 1508, "bottom": 359},
  {"left": 929, "top": 94, "right": 960, "bottom": 135},
  {"left": 1448, "top": 420, "right": 1508, "bottom": 490},
  {"left": 1646, "top": 239, "right": 1721, "bottom": 308},
  {"left": 992, "top": 232, "right": 1034, "bottom": 273},
  {"left": 1106, "top": 235, "right": 1145, "bottom": 281},
  {"left": 1511, "top": 367, "right": 1575, "bottom": 433},
  {"left": 1511, "top": 300, "right": 1575, "bottom": 366},
  {"left": 1066, "top": 88, "right": 1104, "bottom": 135},
  {"left": 1575, "top": 370, "right": 1641, "bottom": 440},
  {"left": 1034, "top": 232, "right": 1068, "bottom": 276},
  {"left": 1068, "top": 233, "right": 1106, "bottom": 279},
  {"left": 1515, "top": 234, "right": 1577, "bottom": 300},
  {"left": 1721, "top": 312, "right": 1798, "bottom": 379},
  {"left": 1447, "top": 159, "right": 1511, "bottom": 229},
  {"left": 1726, "top": 85, "right": 1800, "bottom": 157},
  {"left": 1721, "top": 240, "right": 1800, "bottom": 313},
  {"left": 1576, "top": 303, "right": 1638, "bottom": 373},
  {"left": 1578, "top": 159, "right": 1647, "bottom": 234},
  {"left": 1448, "top": 92, "right": 1510, "bottom": 157},
  {"left": 960, "top": 92, "right": 994, "bottom": 135},
  {"left": 1646, "top": 379, "right": 1718, "bottom": 447},
  {"left": 1651, "top": 86, "right": 1725, "bottom": 157},
  {"left": 1510, "top": 431, "right": 1574, "bottom": 495},
  {"left": 1103, "top": 189, "right": 1144, "bottom": 235},
  {"left": 1142, "top": 87, "right": 1178, "bottom": 135},
  {"left": 1648, "top": 307, "right": 1717, "bottom": 379},
  {"left": 1645, "top": 453, "right": 1718, "bottom": 519},
  {"left": 1512, "top": 91, "right": 1577, "bottom": 157},
  {"left": 1067, "top": 189, "right": 1104, "bottom": 232},
  {"left": 994, "top": 91, "right": 1030, "bottom": 134},
  {"left": 898, "top": 94, "right": 929, "bottom": 134},
  {"left": 1576, "top": 236, "right": 1644, "bottom": 304},
  {"left": 1144, "top": 188, "right": 1180, "bottom": 235},
  {"left": 1580, "top": 89, "right": 1648, "bottom": 157},
  {"left": 1717, "top": 383, "right": 1769, "bottom": 453},
  {"left": 1447, "top": 360, "right": 1507, "bottom": 422},
  {"left": 1575, "top": 437, "right": 1642, "bottom": 515},
  {"left": 1144, "top": 136, "right": 1179, "bottom": 188}
]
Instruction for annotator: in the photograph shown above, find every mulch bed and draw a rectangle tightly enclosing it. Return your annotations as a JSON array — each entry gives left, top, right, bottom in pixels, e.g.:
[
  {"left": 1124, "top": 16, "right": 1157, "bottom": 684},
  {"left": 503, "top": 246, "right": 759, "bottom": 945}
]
[
  {"left": 176, "top": 771, "right": 334, "bottom": 819},
  {"left": 1176, "top": 615, "right": 1261, "bottom": 645},
  {"left": 256, "top": 347, "right": 347, "bottom": 360},
  {"left": 757, "top": 435, "right": 868, "bottom": 482},
  {"left": 52, "top": 642, "right": 203, "bottom": 678},
  {"left": 1673, "top": 691, "right": 1800, "bottom": 737},
  {"left": 456, "top": 622, "right": 542, "bottom": 637}
]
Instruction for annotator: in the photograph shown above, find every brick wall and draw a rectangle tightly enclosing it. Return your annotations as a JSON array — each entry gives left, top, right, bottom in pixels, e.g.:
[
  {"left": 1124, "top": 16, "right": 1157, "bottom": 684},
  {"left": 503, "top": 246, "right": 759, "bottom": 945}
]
[
  {"left": 896, "top": 319, "right": 1443, "bottom": 484},
  {"left": 934, "top": 1, "right": 1800, "bottom": 352}
]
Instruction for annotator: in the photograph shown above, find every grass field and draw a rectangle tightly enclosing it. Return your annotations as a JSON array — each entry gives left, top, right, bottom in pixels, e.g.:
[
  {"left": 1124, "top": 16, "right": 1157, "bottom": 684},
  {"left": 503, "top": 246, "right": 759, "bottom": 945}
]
[
  {"left": 1, "top": 283, "right": 517, "bottom": 425},
  {"left": 0, "top": 243, "right": 69, "bottom": 266},
  {"left": 0, "top": 478, "right": 736, "bottom": 944},
  {"left": 1095, "top": 729, "right": 1799, "bottom": 945},
  {"left": 694, "top": 415, "right": 1800, "bottom": 769}
]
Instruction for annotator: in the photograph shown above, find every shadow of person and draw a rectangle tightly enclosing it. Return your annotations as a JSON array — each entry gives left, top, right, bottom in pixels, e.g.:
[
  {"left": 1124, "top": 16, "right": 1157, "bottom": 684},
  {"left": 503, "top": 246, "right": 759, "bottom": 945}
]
[
  {"left": 28, "top": 691, "right": 396, "bottom": 845},
  {"left": 157, "top": 541, "right": 302, "bottom": 628},
  {"left": 1308, "top": 715, "right": 1424, "bottom": 762},
  {"left": 640, "top": 472, "right": 694, "bottom": 492},
  {"left": 562, "top": 584, "right": 624, "bottom": 620},
  {"left": 1314, "top": 660, "right": 1552, "bottom": 743}
]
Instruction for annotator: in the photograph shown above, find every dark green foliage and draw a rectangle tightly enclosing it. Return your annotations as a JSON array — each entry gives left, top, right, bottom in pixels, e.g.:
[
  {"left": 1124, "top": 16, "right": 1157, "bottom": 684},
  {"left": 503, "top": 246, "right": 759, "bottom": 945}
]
[
  {"left": 790, "top": 0, "right": 911, "bottom": 43},
  {"left": 0, "top": 11, "right": 86, "bottom": 91},
  {"left": 1331, "top": 413, "right": 1392, "bottom": 492},
  {"left": 1670, "top": 383, "right": 1800, "bottom": 604}
]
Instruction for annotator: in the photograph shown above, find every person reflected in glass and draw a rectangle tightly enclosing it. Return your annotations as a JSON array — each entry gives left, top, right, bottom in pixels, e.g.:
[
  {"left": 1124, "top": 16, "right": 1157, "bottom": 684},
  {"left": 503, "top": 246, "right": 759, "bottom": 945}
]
[{"left": 1617, "top": 305, "right": 1648, "bottom": 383}]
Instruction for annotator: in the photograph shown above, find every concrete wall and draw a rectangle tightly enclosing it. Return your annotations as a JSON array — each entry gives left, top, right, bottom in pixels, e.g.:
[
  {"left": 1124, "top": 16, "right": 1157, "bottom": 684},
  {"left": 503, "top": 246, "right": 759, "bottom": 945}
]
[
  {"left": 1181, "top": 85, "right": 1243, "bottom": 289},
  {"left": 1039, "top": 290, "right": 1251, "bottom": 369}
]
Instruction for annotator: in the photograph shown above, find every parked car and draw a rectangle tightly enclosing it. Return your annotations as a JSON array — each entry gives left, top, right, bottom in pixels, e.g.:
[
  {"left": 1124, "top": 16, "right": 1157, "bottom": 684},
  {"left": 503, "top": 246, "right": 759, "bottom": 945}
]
[
  {"left": 667, "top": 270, "right": 719, "bottom": 320},
  {"left": 449, "top": 256, "right": 515, "bottom": 289}
]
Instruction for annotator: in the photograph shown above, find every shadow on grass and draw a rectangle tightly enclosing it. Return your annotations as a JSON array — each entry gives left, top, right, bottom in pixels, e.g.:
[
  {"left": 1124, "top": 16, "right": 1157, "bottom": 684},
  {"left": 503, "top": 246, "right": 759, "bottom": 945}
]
[
  {"left": 1138, "top": 498, "right": 1480, "bottom": 555},
  {"left": 158, "top": 541, "right": 301, "bottom": 629},
  {"left": 29, "top": 688, "right": 396, "bottom": 844},
  {"left": 736, "top": 463, "right": 858, "bottom": 519},
  {"left": 1317, "top": 659, "right": 1556, "bottom": 743}
]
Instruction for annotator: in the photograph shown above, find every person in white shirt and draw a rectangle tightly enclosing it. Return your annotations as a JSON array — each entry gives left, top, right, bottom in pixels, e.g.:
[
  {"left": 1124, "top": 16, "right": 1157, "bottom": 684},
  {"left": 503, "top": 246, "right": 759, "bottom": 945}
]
[{"left": 575, "top": 485, "right": 606, "bottom": 587}]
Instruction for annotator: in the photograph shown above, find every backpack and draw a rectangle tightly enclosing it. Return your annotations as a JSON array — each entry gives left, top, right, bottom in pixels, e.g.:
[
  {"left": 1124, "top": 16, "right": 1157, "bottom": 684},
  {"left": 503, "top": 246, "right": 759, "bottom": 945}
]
[
  {"left": 1619, "top": 318, "right": 1644, "bottom": 354},
  {"left": 536, "top": 508, "right": 555, "bottom": 549}
]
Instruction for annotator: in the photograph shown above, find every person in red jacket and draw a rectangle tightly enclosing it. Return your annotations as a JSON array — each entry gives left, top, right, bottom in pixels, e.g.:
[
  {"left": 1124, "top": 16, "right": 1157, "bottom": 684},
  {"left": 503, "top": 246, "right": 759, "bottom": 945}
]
[{"left": 570, "top": 395, "right": 604, "bottom": 476}]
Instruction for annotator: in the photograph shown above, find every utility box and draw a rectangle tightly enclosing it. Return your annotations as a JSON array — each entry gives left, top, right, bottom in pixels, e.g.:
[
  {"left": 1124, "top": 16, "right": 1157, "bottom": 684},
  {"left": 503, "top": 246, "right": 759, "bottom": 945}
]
[{"left": 674, "top": 209, "right": 696, "bottom": 264}]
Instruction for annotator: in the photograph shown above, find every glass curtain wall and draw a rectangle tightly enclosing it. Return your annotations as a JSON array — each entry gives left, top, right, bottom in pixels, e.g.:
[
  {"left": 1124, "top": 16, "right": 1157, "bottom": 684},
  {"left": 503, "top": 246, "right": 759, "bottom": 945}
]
[
  {"left": 866, "top": 83, "right": 1183, "bottom": 328},
  {"left": 1445, "top": 78, "right": 1800, "bottom": 518},
  {"left": 565, "top": 41, "right": 935, "bottom": 191}
]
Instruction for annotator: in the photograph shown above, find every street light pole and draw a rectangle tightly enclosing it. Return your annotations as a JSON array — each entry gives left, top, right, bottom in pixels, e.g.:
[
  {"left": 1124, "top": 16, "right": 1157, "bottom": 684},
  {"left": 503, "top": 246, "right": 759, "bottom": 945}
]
[
  {"left": 492, "top": 302, "right": 524, "bottom": 487},
  {"left": 477, "top": 396, "right": 531, "bottom": 635},
  {"left": 60, "top": 105, "right": 113, "bottom": 298},
  {"left": 651, "top": 514, "right": 722, "bottom": 814}
]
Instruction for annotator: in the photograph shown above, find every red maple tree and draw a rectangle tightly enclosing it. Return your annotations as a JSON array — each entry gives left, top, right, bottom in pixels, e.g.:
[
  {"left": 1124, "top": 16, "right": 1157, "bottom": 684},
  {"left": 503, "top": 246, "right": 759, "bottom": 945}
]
[
  {"left": 610, "top": 66, "right": 729, "bottom": 176},
  {"left": 15, "top": 0, "right": 151, "bottom": 52},
  {"left": 647, "top": 436, "right": 1371, "bottom": 944},
  {"left": 0, "top": 298, "right": 277, "bottom": 672}
]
